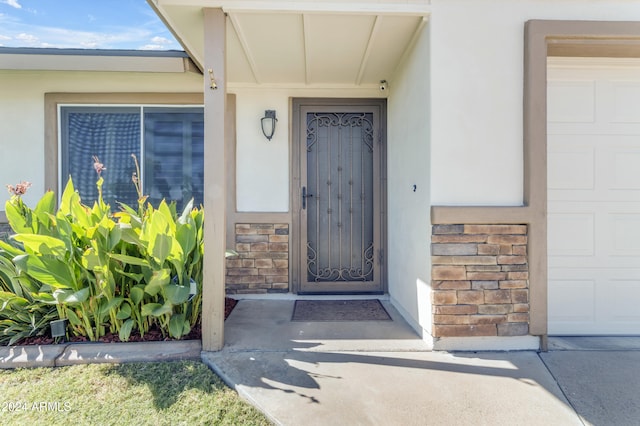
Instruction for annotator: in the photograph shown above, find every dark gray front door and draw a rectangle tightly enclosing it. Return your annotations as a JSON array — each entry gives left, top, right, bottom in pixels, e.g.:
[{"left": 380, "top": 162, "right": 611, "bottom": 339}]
[{"left": 294, "top": 100, "right": 385, "bottom": 294}]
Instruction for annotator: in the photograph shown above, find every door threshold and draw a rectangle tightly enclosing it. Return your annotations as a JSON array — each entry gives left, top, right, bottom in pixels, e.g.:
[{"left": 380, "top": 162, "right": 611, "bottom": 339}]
[{"left": 229, "top": 293, "right": 390, "bottom": 301}]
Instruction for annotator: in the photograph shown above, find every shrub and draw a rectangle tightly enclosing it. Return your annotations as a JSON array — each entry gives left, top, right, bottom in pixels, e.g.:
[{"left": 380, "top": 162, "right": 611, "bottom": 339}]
[{"left": 0, "top": 160, "right": 204, "bottom": 343}]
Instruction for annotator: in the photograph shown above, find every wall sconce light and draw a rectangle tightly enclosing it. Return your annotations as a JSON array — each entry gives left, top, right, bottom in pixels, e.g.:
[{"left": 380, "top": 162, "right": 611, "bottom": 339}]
[{"left": 261, "top": 110, "right": 277, "bottom": 141}]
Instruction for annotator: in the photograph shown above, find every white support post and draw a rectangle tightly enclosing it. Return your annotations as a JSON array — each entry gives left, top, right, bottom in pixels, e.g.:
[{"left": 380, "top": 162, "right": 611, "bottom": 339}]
[{"left": 202, "top": 7, "right": 226, "bottom": 351}]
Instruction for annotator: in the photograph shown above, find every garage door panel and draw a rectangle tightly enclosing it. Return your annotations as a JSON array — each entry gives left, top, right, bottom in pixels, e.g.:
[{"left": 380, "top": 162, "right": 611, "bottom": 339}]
[
  {"left": 548, "top": 148, "right": 594, "bottom": 190},
  {"left": 610, "top": 81, "right": 640, "bottom": 123},
  {"left": 548, "top": 279, "right": 596, "bottom": 333},
  {"left": 608, "top": 213, "right": 640, "bottom": 256},
  {"left": 548, "top": 60, "right": 640, "bottom": 336},
  {"left": 548, "top": 213, "right": 594, "bottom": 256},
  {"left": 606, "top": 149, "right": 640, "bottom": 190},
  {"left": 599, "top": 279, "right": 640, "bottom": 326},
  {"left": 548, "top": 80, "right": 595, "bottom": 123}
]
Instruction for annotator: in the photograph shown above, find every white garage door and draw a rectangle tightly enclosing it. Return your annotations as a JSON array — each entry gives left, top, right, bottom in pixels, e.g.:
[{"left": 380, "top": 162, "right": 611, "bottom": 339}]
[{"left": 548, "top": 57, "right": 640, "bottom": 335}]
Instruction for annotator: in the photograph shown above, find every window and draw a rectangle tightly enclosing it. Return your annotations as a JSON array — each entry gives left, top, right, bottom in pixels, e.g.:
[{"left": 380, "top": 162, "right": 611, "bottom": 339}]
[{"left": 60, "top": 105, "right": 204, "bottom": 209}]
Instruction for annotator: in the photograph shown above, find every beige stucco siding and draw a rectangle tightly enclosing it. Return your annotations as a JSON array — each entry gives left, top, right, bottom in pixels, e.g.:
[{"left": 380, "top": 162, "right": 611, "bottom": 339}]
[{"left": 0, "top": 69, "right": 202, "bottom": 210}]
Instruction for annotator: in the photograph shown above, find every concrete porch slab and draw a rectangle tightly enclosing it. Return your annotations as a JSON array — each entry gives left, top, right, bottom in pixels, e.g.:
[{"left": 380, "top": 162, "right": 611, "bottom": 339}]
[
  {"left": 203, "top": 299, "right": 583, "bottom": 425},
  {"left": 223, "top": 299, "right": 431, "bottom": 353}
]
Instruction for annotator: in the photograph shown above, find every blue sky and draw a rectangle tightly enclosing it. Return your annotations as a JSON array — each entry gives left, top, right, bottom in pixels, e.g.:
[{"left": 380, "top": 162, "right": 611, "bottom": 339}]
[{"left": 0, "top": 0, "right": 180, "bottom": 50}]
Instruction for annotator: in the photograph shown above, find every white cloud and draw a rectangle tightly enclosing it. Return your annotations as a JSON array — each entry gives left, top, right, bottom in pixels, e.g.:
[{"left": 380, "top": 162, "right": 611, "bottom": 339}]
[
  {"left": 2, "top": 0, "right": 22, "bottom": 10},
  {"left": 139, "top": 44, "right": 164, "bottom": 50},
  {"left": 0, "top": 8, "right": 178, "bottom": 50},
  {"left": 151, "top": 36, "right": 171, "bottom": 45},
  {"left": 15, "top": 32, "right": 37, "bottom": 43},
  {"left": 80, "top": 41, "right": 98, "bottom": 48}
]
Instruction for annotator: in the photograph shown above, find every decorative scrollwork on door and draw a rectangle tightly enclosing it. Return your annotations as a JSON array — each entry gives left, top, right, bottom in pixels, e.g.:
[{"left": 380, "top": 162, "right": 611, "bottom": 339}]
[{"left": 305, "top": 112, "right": 375, "bottom": 282}]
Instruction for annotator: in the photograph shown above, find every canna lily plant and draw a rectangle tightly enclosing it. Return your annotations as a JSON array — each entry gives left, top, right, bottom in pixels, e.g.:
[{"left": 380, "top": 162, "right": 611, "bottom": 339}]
[{"left": 0, "top": 155, "right": 205, "bottom": 343}]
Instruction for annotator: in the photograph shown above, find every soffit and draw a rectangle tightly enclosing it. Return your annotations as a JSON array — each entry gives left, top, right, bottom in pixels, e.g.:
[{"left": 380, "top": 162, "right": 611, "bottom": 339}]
[{"left": 150, "top": 1, "right": 429, "bottom": 86}]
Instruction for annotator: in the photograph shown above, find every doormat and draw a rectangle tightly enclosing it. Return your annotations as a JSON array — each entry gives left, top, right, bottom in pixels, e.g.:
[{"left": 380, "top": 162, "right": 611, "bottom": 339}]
[{"left": 292, "top": 299, "right": 391, "bottom": 322}]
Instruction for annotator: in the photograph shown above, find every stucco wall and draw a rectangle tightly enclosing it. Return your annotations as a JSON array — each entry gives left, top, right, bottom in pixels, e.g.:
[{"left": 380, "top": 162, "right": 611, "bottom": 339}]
[
  {"left": 429, "top": 0, "right": 640, "bottom": 206},
  {"left": 0, "top": 69, "right": 202, "bottom": 209},
  {"left": 231, "top": 86, "right": 383, "bottom": 213},
  {"left": 387, "top": 22, "right": 432, "bottom": 337}
]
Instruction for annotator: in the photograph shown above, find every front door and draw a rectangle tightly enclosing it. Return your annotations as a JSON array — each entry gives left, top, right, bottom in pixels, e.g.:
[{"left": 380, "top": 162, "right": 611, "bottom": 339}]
[{"left": 293, "top": 99, "right": 386, "bottom": 294}]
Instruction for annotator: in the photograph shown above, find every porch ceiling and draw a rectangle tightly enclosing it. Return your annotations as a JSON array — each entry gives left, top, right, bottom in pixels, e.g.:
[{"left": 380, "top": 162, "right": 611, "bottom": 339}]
[{"left": 149, "top": 1, "right": 429, "bottom": 87}]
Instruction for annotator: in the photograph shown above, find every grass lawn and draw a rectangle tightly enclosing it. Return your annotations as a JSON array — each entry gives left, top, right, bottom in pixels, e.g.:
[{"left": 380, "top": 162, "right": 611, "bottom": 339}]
[{"left": 0, "top": 361, "right": 271, "bottom": 426}]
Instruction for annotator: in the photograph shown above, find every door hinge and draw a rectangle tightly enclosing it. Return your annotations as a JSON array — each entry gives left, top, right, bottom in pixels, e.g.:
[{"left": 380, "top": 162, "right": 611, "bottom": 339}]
[{"left": 378, "top": 248, "right": 384, "bottom": 265}]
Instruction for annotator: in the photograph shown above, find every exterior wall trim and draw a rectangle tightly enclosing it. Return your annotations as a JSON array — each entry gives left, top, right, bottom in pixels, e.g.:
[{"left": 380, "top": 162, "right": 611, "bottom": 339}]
[{"left": 432, "top": 20, "right": 640, "bottom": 345}]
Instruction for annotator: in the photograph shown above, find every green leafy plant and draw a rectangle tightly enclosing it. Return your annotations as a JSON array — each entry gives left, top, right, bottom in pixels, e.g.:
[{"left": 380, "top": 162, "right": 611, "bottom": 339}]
[
  {"left": 0, "top": 253, "right": 58, "bottom": 345},
  {"left": 0, "top": 155, "right": 206, "bottom": 343}
]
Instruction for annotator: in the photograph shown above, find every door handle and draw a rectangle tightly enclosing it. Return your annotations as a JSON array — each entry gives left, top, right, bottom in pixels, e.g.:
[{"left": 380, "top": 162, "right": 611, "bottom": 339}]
[{"left": 302, "top": 186, "right": 313, "bottom": 209}]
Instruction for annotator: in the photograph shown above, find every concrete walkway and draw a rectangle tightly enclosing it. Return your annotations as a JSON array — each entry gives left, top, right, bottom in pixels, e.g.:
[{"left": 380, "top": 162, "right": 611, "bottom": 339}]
[{"left": 203, "top": 299, "right": 640, "bottom": 426}]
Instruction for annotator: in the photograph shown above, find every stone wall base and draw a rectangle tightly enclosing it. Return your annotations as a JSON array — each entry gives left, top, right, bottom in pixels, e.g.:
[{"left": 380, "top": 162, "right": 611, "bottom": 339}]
[
  {"left": 431, "top": 224, "right": 530, "bottom": 338},
  {"left": 226, "top": 223, "right": 289, "bottom": 294}
]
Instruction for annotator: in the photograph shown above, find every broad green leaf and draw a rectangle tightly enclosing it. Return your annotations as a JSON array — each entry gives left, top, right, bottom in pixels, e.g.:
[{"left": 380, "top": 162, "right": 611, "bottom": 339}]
[
  {"left": 114, "top": 268, "right": 143, "bottom": 284},
  {"left": 119, "top": 319, "right": 134, "bottom": 341},
  {"left": 4, "top": 200, "right": 31, "bottom": 234},
  {"left": 0, "top": 257, "right": 23, "bottom": 295},
  {"left": 141, "top": 303, "right": 160, "bottom": 316},
  {"left": 168, "top": 236, "right": 184, "bottom": 263},
  {"left": 70, "top": 196, "right": 92, "bottom": 228},
  {"left": 99, "top": 297, "right": 123, "bottom": 317},
  {"left": 32, "top": 195, "right": 56, "bottom": 234},
  {"left": 176, "top": 223, "right": 195, "bottom": 258},
  {"left": 107, "top": 224, "right": 122, "bottom": 251},
  {"left": 141, "top": 302, "right": 171, "bottom": 317},
  {"left": 81, "top": 247, "right": 101, "bottom": 271},
  {"left": 54, "top": 213, "right": 74, "bottom": 253},
  {"left": 169, "top": 313, "right": 188, "bottom": 338},
  {"left": 53, "top": 287, "right": 89, "bottom": 304},
  {"left": 0, "top": 291, "right": 29, "bottom": 308},
  {"left": 157, "top": 200, "right": 176, "bottom": 232},
  {"left": 165, "top": 283, "right": 190, "bottom": 305},
  {"left": 118, "top": 225, "right": 143, "bottom": 246},
  {"left": 130, "top": 285, "right": 144, "bottom": 306},
  {"left": 0, "top": 239, "right": 25, "bottom": 258},
  {"left": 65, "top": 309, "right": 81, "bottom": 326},
  {"left": 143, "top": 209, "right": 175, "bottom": 264},
  {"left": 109, "top": 253, "right": 150, "bottom": 268},
  {"left": 151, "top": 233, "right": 172, "bottom": 264},
  {"left": 59, "top": 177, "right": 76, "bottom": 216},
  {"left": 34, "top": 191, "right": 56, "bottom": 218},
  {"left": 32, "top": 292, "right": 55, "bottom": 304},
  {"left": 144, "top": 268, "right": 170, "bottom": 296},
  {"left": 116, "top": 303, "right": 132, "bottom": 320},
  {"left": 14, "top": 254, "right": 76, "bottom": 289},
  {"left": 12, "top": 234, "right": 67, "bottom": 257}
]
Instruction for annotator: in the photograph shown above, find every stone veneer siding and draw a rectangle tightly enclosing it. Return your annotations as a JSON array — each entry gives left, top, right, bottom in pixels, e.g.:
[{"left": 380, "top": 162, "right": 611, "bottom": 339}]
[
  {"left": 431, "top": 224, "right": 529, "bottom": 338},
  {"left": 226, "top": 223, "right": 289, "bottom": 294}
]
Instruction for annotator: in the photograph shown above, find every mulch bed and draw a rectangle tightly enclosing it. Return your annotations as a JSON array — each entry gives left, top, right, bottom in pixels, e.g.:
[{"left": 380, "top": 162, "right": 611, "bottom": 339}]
[{"left": 14, "top": 297, "right": 238, "bottom": 346}]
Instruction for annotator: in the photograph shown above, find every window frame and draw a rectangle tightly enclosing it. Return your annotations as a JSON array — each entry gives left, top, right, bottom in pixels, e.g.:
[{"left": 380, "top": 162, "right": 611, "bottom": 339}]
[
  {"left": 45, "top": 93, "right": 204, "bottom": 202},
  {"left": 57, "top": 103, "right": 204, "bottom": 207}
]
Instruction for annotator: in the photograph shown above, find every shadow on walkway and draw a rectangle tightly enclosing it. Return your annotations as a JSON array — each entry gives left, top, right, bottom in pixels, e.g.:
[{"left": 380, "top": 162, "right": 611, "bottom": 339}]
[{"left": 203, "top": 300, "right": 584, "bottom": 426}]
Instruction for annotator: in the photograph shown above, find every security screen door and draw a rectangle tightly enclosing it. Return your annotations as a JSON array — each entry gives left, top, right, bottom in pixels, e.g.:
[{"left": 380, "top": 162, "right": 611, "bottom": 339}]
[{"left": 295, "top": 100, "right": 385, "bottom": 294}]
